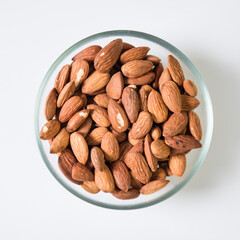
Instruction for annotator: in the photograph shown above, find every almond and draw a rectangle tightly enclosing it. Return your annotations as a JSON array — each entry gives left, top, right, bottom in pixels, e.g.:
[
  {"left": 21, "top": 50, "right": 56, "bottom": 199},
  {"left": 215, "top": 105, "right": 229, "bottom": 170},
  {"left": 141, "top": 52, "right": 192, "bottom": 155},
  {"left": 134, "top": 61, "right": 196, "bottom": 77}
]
[
  {"left": 111, "top": 161, "right": 131, "bottom": 192},
  {"left": 70, "top": 132, "right": 89, "bottom": 164},
  {"left": 44, "top": 88, "right": 57, "bottom": 121},
  {"left": 128, "top": 132, "right": 144, "bottom": 146},
  {"left": 70, "top": 59, "right": 89, "bottom": 89},
  {"left": 58, "top": 149, "right": 81, "bottom": 184},
  {"left": 181, "top": 95, "right": 200, "bottom": 111},
  {"left": 110, "top": 127, "right": 127, "bottom": 143},
  {"left": 121, "top": 60, "right": 153, "bottom": 78},
  {"left": 122, "top": 42, "right": 135, "bottom": 52},
  {"left": 59, "top": 96, "right": 84, "bottom": 123},
  {"left": 165, "top": 135, "right": 202, "bottom": 151},
  {"left": 140, "top": 179, "right": 169, "bottom": 195},
  {"left": 145, "top": 55, "right": 161, "bottom": 65},
  {"left": 90, "top": 147, "right": 105, "bottom": 171},
  {"left": 86, "top": 127, "right": 108, "bottom": 146},
  {"left": 151, "top": 168, "right": 167, "bottom": 180},
  {"left": 126, "top": 141, "right": 144, "bottom": 156},
  {"left": 162, "top": 112, "right": 188, "bottom": 137},
  {"left": 124, "top": 152, "right": 152, "bottom": 184},
  {"left": 122, "top": 85, "right": 140, "bottom": 123},
  {"left": 188, "top": 111, "right": 202, "bottom": 141},
  {"left": 169, "top": 154, "right": 186, "bottom": 177},
  {"left": 40, "top": 120, "right": 61, "bottom": 140},
  {"left": 95, "top": 165, "right": 115, "bottom": 192},
  {"left": 81, "top": 71, "right": 110, "bottom": 95},
  {"left": 72, "top": 45, "right": 102, "bottom": 62},
  {"left": 81, "top": 181, "right": 100, "bottom": 194},
  {"left": 168, "top": 55, "right": 184, "bottom": 85},
  {"left": 74, "top": 92, "right": 87, "bottom": 107},
  {"left": 151, "top": 139, "right": 170, "bottom": 159},
  {"left": 57, "top": 82, "right": 75, "bottom": 108},
  {"left": 152, "top": 62, "right": 164, "bottom": 89},
  {"left": 183, "top": 79, "right": 198, "bottom": 97},
  {"left": 142, "top": 84, "right": 153, "bottom": 94},
  {"left": 130, "top": 172, "right": 143, "bottom": 190},
  {"left": 50, "top": 128, "right": 70, "bottom": 153},
  {"left": 93, "top": 93, "right": 110, "bottom": 108},
  {"left": 119, "top": 141, "right": 133, "bottom": 161},
  {"left": 159, "top": 67, "right": 172, "bottom": 89},
  {"left": 108, "top": 99, "right": 129, "bottom": 132},
  {"left": 94, "top": 39, "right": 123, "bottom": 72},
  {"left": 150, "top": 126, "right": 162, "bottom": 140},
  {"left": 106, "top": 71, "right": 124, "bottom": 99},
  {"left": 112, "top": 189, "right": 140, "bottom": 200},
  {"left": 147, "top": 89, "right": 168, "bottom": 123},
  {"left": 125, "top": 72, "right": 155, "bottom": 85},
  {"left": 139, "top": 87, "right": 148, "bottom": 112},
  {"left": 87, "top": 104, "right": 110, "bottom": 127},
  {"left": 76, "top": 117, "right": 92, "bottom": 137},
  {"left": 72, "top": 162, "right": 94, "bottom": 181},
  {"left": 120, "top": 46, "right": 150, "bottom": 64},
  {"left": 85, "top": 157, "right": 94, "bottom": 170},
  {"left": 144, "top": 134, "right": 158, "bottom": 172},
  {"left": 160, "top": 81, "right": 182, "bottom": 112},
  {"left": 101, "top": 132, "right": 119, "bottom": 162},
  {"left": 54, "top": 64, "right": 70, "bottom": 94}
]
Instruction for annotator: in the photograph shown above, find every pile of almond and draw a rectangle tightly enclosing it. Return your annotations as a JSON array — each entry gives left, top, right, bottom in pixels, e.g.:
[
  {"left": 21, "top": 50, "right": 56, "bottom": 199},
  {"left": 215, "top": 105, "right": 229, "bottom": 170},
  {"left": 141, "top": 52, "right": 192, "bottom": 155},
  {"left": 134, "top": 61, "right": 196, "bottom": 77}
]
[{"left": 40, "top": 39, "right": 202, "bottom": 200}]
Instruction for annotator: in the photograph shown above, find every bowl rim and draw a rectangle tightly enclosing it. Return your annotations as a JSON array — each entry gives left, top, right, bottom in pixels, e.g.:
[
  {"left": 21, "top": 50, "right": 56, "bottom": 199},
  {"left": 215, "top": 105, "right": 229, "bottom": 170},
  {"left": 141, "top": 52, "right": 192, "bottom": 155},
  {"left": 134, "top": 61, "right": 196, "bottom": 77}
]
[{"left": 35, "top": 30, "right": 213, "bottom": 210}]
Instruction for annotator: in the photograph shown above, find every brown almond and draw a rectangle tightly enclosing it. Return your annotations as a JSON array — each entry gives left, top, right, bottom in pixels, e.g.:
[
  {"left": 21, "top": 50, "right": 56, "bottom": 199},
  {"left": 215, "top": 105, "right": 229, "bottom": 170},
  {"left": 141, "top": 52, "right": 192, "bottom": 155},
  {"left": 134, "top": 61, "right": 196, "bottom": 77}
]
[
  {"left": 140, "top": 179, "right": 169, "bottom": 195},
  {"left": 54, "top": 64, "right": 70, "bottom": 94},
  {"left": 183, "top": 80, "right": 198, "bottom": 97},
  {"left": 81, "top": 181, "right": 100, "bottom": 194},
  {"left": 40, "top": 120, "right": 61, "bottom": 140},
  {"left": 142, "top": 84, "right": 153, "bottom": 94},
  {"left": 86, "top": 127, "right": 109, "bottom": 146},
  {"left": 162, "top": 112, "right": 188, "bottom": 137},
  {"left": 72, "top": 162, "right": 93, "bottom": 181},
  {"left": 168, "top": 55, "right": 184, "bottom": 85},
  {"left": 106, "top": 71, "right": 124, "bottom": 99},
  {"left": 181, "top": 95, "right": 200, "bottom": 111},
  {"left": 87, "top": 104, "right": 110, "bottom": 127},
  {"left": 188, "top": 111, "right": 202, "bottom": 141},
  {"left": 111, "top": 161, "right": 131, "bottom": 192},
  {"left": 122, "top": 85, "right": 140, "bottom": 123},
  {"left": 159, "top": 67, "right": 172, "bottom": 89},
  {"left": 95, "top": 165, "right": 115, "bottom": 193},
  {"left": 74, "top": 92, "right": 87, "bottom": 107},
  {"left": 72, "top": 45, "right": 102, "bottom": 62},
  {"left": 101, "top": 132, "right": 119, "bottom": 162},
  {"left": 130, "top": 172, "right": 143, "bottom": 190},
  {"left": 151, "top": 168, "right": 167, "bottom": 180},
  {"left": 145, "top": 55, "right": 161, "bottom": 65},
  {"left": 128, "top": 132, "right": 144, "bottom": 146},
  {"left": 139, "top": 87, "right": 148, "bottom": 112},
  {"left": 113, "top": 189, "right": 140, "bottom": 200},
  {"left": 87, "top": 87, "right": 106, "bottom": 96},
  {"left": 76, "top": 117, "right": 92, "bottom": 137},
  {"left": 120, "top": 46, "right": 150, "bottom": 64},
  {"left": 44, "top": 88, "right": 57, "bottom": 121},
  {"left": 108, "top": 99, "right": 129, "bottom": 132},
  {"left": 152, "top": 62, "right": 164, "bottom": 89},
  {"left": 119, "top": 141, "right": 133, "bottom": 161},
  {"left": 59, "top": 96, "right": 84, "bottom": 123},
  {"left": 147, "top": 89, "right": 168, "bottom": 123},
  {"left": 160, "top": 81, "right": 182, "bottom": 112},
  {"left": 90, "top": 147, "right": 105, "bottom": 171},
  {"left": 169, "top": 154, "right": 186, "bottom": 177},
  {"left": 151, "top": 139, "right": 170, "bottom": 159},
  {"left": 150, "top": 126, "right": 162, "bottom": 140},
  {"left": 122, "top": 42, "right": 135, "bottom": 52},
  {"left": 70, "top": 132, "right": 89, "bottom": 164},
  {"left": 94, "top": 39, "right": 123, "bottom": 72},
  {"left": 125, "top": 72, "right": 155, "bottom": 86},
  {"left": 50, "top": 128, "right": 70, "bottom": 153},
  {"left": 57, "top": 82, "right": 75, "bottom": 108},
  {"left": 70, "top": 59, "right": 89, "bottom": 89},
  {"left": 93, "top": 93, "right": 110, "bottom": 108},
  {"left": 121, "top": 60, "right": 153, "bottom": 78},
  {"left": 110, "top": 127, "right": 127, "bottom": 143}
]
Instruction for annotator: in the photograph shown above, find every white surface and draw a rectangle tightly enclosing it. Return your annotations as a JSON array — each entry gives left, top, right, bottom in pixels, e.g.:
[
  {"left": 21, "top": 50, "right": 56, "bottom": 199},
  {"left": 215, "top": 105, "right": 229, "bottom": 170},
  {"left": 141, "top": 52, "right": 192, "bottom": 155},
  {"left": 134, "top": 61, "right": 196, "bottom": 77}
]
[{"left": 0, "top": 0, "right": 239, "bottom": 239}]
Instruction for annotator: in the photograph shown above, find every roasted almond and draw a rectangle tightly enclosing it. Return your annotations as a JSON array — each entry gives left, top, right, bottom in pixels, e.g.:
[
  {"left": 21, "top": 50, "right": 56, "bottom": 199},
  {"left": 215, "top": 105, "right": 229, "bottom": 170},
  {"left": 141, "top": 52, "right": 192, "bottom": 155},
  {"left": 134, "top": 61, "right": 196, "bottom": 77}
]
[
  {"left": 112, "top": 189, "right": 140, "bottom": 200},
  {"left": 181, "top": 95, "right": 200, "bottom": 111},
  {"left": 140, "top": 179, "right": 169, "bottom": 195},
  {"left": 72, "top": 162, "right": 93, "bottom": 181},
  {"left": 54, "top": 64, "right": 70, "bottom": 94},
  {"left": 152, "top": 62, "right": 164, "bottom": 89},
  {"left": 50, "top": 128, "right": 70, "bottom": 153},
  {"left": 188, "top": 111, "right": 202, "bottom": 141},
  {"left": 122, "top": 42, "right": 135, "bottom": 52},
  {"left": 169, "top": 154, "right": 186, "bottom": 177},
  {"left": 139, "top": 87, "right": 148, "bottom": 112},
  {"left": 151, "top": 168, "right": 167, "bottom": 180},
  {"left": 183, "top": 79, "right": 198, "bottom": 97},
  {"left": 151, "top": 139, "right": 170, "bottom": 159},
  {"left": 145, "top": 55, "right": 161, "bottom": 65},
  {"left": 128, "top": 132, "right": 144, "bottom": 146},
  {"left": 130, "top": 172, "right": 143, "bottom": 190},
  {"left": 72, "top": 45, "right": 102, "bottom": 62},
  {"left": 106, "top": 71, "right": 124, "bottom": 99},
  {"left": 81, "top": 181, "right": 100, "bottom": 194},
  {"left": 125, "top": 72, "right": 155, "bottom": 85},
  {"left": 93, "top": 93, "right": 110, "bottom": 108},
  {"left": 86, "top": 127, "right": 109, "bottom": 146},
  {"left": 90, "top": 147, "right": 105, "bottom": 171},
  {"left": 159, "top": 67, "right": 172, "bottom": 89},
  {"left": 57, "top": 82, "right": 75, "bottom": 108},
  {"left": 110, "top": 127, "right": 127, "bottom": 143},
  {"left": 40, "top": 120, "right": 61, "bottom": 140},
  {"left": 150, "top": 126, "right": 162, "bottom": 140},
  {"left": 87, "top": 104, "right": 110, "bottom": 127},
  {"left": 119, "top": 141, "right": 133, "bottom": 161},
  {"left": 44, "top": 88, "right": 57, "bottom": 121},
  {"left": 76, "top": 117, "right": 92, "bottom": 137},
  {"left": 168, "top": 55, "right": 184, "bottom": 85}
]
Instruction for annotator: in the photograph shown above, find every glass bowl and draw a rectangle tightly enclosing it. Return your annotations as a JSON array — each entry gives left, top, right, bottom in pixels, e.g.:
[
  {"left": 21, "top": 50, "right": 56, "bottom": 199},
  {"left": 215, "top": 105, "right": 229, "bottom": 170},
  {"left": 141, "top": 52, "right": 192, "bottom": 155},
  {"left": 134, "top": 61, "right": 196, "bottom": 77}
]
[{"left": 35, "top": 30, "right": 213, "bottom": 210}]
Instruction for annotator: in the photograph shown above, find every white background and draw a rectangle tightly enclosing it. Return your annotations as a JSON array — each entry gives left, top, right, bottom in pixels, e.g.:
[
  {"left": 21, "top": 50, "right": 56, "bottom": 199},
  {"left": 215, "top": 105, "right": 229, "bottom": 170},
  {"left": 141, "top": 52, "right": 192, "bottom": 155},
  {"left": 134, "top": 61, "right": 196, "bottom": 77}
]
[{"left": 0, "top": 0, "right": 239, "bottom": 239}]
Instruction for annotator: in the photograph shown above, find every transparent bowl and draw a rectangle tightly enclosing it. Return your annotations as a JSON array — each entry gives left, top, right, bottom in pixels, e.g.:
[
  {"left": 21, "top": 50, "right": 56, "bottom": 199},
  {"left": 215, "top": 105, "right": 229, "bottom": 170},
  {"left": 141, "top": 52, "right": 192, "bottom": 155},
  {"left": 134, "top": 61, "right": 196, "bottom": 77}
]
[{"left": 35, "top": 30, "right": 213, "bottom": 210}]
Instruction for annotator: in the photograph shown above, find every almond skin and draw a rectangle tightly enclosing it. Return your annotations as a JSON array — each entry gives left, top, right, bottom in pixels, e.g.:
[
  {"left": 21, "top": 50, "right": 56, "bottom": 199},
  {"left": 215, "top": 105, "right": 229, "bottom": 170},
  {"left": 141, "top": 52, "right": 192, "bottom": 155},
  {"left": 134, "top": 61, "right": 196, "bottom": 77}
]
[
  {"left": 183, "top": 80, "right": 198, "bottom": 97},
  {"left": 150, "top": 126, "right": 162, "bottom": 140},
  {"left": 162, "top": 112, "right": 188, "bottom": 137},
  {"left": 40, "top": 120, "right": 61, "bottom": 140},
  {"left": 87, "top": 104, "right": 110, "bottom": 127},
  {"left": 50, "top": 128, "right": 70, "bottom": 153},
  {"left": 93, "top": 93, "right": 110, "bottom": 108},
  {"left": 139, "top": 87, "right": 148, "bottom": 112},
  {"left": 145, "top": 55, "right": 161, "bottom": 65},
  {"left": 54, "top": 64, "right": 70, "bottom": 94},
  {"left": 86, "top": 127, "right": 108, "bottom": 146},
  {"left": 151, "top": 139, "right": 170, "bottom": 159},
  {"left": 101, "top": 132, "right": 120, "bottom": 162},
  {"left": 152, "top": 62, "right": 164, "bottom": 89},
  {"left": 181, "top": 95, "right": 200, "bottom": 111},
  {"left": 108, "top": 99, "right": 129, "bottom": 132},
  {"left": 125, "top": 72, "right": 155, "bottom": 85},
  {"left": 95, "top": 165, "right": 115, "bottom": 193},
  {"left": 111, "top": 161, "right": 131, "bottom": 192},
  {"left": 90, "top": 147, "right": 105, "bottom": 171},
  {"left": 151, "top": 168, "right": 167, "bottom": 180},
  {"left": 70, "top": 59, "right": 89, "bottom": 89},
  {"left": 128, "top": 132, "right": 144, "bottom": 146},
  {"left": 44, "top": 88, "right": 57, "bottom": 121},
  {"left": 168, "top": 55, "right": 184, "bottom": 86},
  {"left": 122, "top": 86, "right": 140, "bottom": 123},
  {"left": 119, "top": 141, "right": 133, "bottom": 161},
  {"left": 76, "top": 117, "right": 92, "bottom": 137},
  {"left": 122, "top": 42, "right": 135, "bottom": 52},
  {"left": 70, "top": 132, "right": 89, "bottom": 164},
  {"left": 72, "top": 45, "right": 102, "bottom": 62},
  {"left": 94, "top": 39, "right": 123, "bottom": 72},
  {"left": 120, "top": 46, "right": 150, "bottom": 64},
  {"left": 160, "top": 81, "right": 182, "bottom": 113},
  {"left": 159, "top": 67, "right": 172, "bottom": 89},
  {"left": 110, "top": 127, "right": 127, "bottom": 143},
  {"left": 169, "top": 154, "right": 186, "bottom": 177},
  {"left": 140, "top": 179, "right": 169, "bottom": 195},
  {"left": 106, "top": 71, "right": 124, "bottom": 99},
  {"left": 188, "top": 111, "right": 202, "bottom": 141},
  {"left": 57, "top": 82, "right": 75, "bottom": 108},
  {"left": 81, "top": 181, "right": 100, "bottom": 194},
  {"left": 72, "top": 162, "right": 94, "bottom": 181},
  {"left": 113, "top": 189, "right": 140, "bottom": 200},
  {"left": 130, "top": 172, "right": 143, "bottom": 190},
  {"left": 147, "top": 89, "right": 168, "bottom": 123},
  {"left": 121, "top": 60, "right": 153, "bottom": 78}
]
